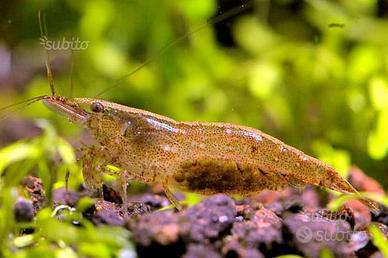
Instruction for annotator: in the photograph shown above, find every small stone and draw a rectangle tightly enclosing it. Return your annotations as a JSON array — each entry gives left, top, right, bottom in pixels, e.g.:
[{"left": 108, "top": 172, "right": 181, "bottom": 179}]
[
  {"left": 181, "top": 194, "right": 236, "bottom": 243},
  {"left": 219, "top": 215, "right": 229, "bottom": 223},
  {"left": 130, "top": 211, "right": 179, "bottom": 246},
  {"left": 14, "top": 199, "right": 34, "bottom": 222}
]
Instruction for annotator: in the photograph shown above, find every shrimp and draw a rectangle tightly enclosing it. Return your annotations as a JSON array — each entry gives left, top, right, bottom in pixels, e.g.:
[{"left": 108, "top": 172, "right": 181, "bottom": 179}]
[{"left": 42, "top": 96, "right": 380, "bottom": 214}]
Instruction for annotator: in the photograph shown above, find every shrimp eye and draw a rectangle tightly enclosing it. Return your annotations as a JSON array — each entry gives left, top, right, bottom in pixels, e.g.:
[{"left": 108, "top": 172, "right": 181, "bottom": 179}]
[{"left": 91, "top": 102, "right": 104, "bottom": 113}]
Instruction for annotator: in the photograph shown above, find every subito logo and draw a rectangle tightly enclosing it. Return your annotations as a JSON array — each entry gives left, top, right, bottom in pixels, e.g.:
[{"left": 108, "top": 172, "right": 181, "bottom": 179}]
[{"left": 295, "top": 226, "right": 313, "bottom": 243}]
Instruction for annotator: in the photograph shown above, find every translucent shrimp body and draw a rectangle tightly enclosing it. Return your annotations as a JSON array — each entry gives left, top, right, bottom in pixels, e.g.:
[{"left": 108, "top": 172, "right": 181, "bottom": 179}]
[{"left": 43, "top": 96, "right": 379, "bottom": 213}]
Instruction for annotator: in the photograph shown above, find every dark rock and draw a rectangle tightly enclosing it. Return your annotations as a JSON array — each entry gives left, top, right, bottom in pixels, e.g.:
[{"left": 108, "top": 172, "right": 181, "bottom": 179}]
[
  {"left": 373, "top": 206, "right": 388, "bottom": 225},
  {"left": 224, "top": 207, "right": 288, "bottom": 256},
  {"left": 91, "top": 200, "right": 123, "bottom": 225},
  {"left": 94, "top": 209, "right": 124, "bottom": 226},
  {"left": 181, "top": 194, "right": 236, "bottom": 243},
  {"left": 130, "top": 211, "right": 185, "bottom": 258},
  {"left": 350, "top": 230, "right": 370, "bottom": 252},
  {"left": 300, "top": 187, "right": 321, "bottom": 210},
  {"left": 14, "top": 199, "right": 34, "bottom": 222},
  {"left": 134, "top": 194, "right": 170, "bottom": 209},
  {"left": 91, "top": 199, "right": 151, "bottom": 225},
  {"left": 231, "top": 208, "right": 282, "bottom": 248},
  {"left": 130, "top": 211, "right": 180, "bottom": 246},
  {"left": 126, "top": 202, "right": 152, "bottom": 218},
  {"left": 23, "top": 176, "right": 46, "bottom": 212},
  {"left": 53, "top": 188, "right": 83, "bottom": 207}
]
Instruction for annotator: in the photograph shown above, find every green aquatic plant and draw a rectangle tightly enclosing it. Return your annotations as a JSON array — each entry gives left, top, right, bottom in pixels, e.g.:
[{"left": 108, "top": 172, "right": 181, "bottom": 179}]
[{"left": 0, "top": 120, "right": 136, "bottom": 258}]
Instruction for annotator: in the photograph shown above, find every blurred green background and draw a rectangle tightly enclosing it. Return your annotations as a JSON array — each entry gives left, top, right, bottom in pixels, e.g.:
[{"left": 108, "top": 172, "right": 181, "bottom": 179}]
[{"left": 0, "top": 0, "right": 387, "bottom": 187}]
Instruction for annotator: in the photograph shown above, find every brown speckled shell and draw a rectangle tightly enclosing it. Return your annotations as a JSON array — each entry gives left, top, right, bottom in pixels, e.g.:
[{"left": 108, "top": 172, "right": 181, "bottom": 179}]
[{"left": 43, "top": 96, "right": 379, "bottom": 213}]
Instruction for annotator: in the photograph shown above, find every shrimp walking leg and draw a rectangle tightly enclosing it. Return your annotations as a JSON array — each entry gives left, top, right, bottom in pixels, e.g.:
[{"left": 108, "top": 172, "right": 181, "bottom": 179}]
[{"left": 163, "top": 182, "right": 182, "bottom": 211}]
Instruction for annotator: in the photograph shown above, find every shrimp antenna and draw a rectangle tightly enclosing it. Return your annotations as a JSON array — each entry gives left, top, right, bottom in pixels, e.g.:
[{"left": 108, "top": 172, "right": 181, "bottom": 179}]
[
  {"left": 38, "top": 10, "right": 56, "bottom": 96},
  {"left": 0, "top": 95, "right": 46, "bottom": 122},
  {"left": 0, "top": 12, "right": 53, "bottom": 118},
  {"left": 94, "top": 1, "right": 253, "bottom": 97},
  {"left": 0, "top": 95, "right": 46, "bottom": 112},
  {"left": 69, "top": 49, "right": 75, "bottom": 98}
]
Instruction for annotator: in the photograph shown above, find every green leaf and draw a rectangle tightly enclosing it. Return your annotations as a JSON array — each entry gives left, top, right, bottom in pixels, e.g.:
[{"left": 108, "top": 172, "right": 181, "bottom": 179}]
[
  {"left": 369, "top": 224, "right": 388, "bottom": 257},
  {"left": 55, "top": 247, "right": 79, "bottom": 258},
  {"left": 79, "top": 242, "right": 112, "bottom": 258},
  {"left": 248, "top": 62, "right": 281, "bottom": 100},
  {"left": 56, "top": 138, "right": 76, "bottom": 164},
  {"left": 182, "top": 192, "right": 201, "bottom": 207},
  {"left": 369, "top": 76, "right": 388, "bottom": 110},
  {"left": 76, "top": 197, "right": 96, "bottom": 212},
  {"left": 320, "top": 248, "right": 334, "bottom": 258},
  {"left": 13, "top": 235, "right": 35, "bottom": 248},
  {"left": 367, "top": 109, "right": 388, "bottom": 160},
  {"left": 0, "top": 142, "right": 40, "bottom": 174},
  {"left": 328, "top": 192, "right": 388, "bottom": 211}
]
